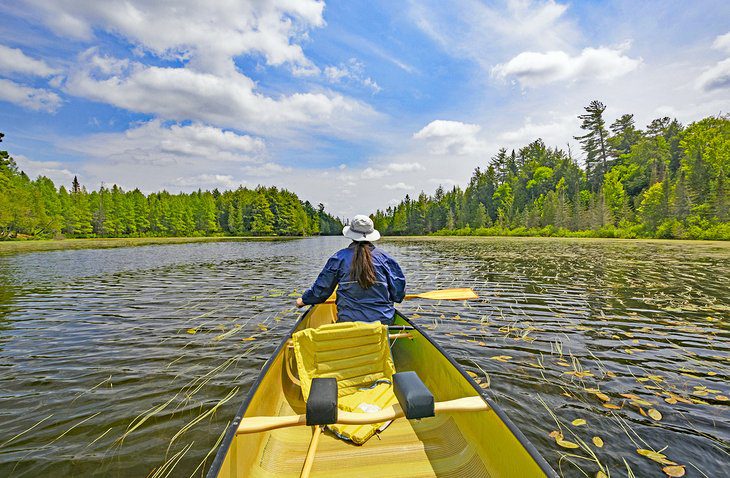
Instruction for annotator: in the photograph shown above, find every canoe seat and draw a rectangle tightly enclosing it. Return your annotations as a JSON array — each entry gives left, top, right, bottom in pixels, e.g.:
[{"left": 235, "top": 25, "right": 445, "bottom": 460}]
[{"left": 292, "top": 321, "right": 398, "bottom": 445}]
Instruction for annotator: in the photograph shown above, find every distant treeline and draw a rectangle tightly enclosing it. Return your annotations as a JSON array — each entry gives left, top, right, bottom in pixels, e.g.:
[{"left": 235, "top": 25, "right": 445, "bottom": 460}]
[
  {"left": 0, "top": 133, "right": 342, "bottom": 239},
  {"left": 373, "top": 103, "right": 729, "bottom": 240}
]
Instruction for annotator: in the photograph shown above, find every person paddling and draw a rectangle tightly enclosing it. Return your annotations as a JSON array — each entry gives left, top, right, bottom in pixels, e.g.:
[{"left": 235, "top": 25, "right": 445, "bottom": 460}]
[{"left": 296, "top": 215, "right": 406, "bottom": 325}]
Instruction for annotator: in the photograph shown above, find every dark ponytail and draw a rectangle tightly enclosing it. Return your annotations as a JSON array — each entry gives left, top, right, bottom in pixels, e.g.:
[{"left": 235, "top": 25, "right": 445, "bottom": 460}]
[{"left": 351, "top": 241, "right": 376, "bottom": 288}]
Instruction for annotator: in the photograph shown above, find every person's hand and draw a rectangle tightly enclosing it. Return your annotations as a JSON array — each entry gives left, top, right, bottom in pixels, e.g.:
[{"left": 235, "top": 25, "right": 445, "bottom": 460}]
[{"left": 296, "top": 298, "right": 305, "bottom": 308}]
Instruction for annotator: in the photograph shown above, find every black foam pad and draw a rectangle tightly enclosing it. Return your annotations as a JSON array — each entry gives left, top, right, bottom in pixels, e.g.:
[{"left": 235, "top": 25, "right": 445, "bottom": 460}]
[
  {"left": 393, "top": 371, "right": 435, "bottom": 420},
  {"left": 306, "top": 377, "right": 338, "bottom": 426}
]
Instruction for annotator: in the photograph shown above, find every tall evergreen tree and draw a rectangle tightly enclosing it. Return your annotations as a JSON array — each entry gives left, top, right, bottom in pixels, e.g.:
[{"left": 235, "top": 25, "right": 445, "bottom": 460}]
[{"left": 575, "top": 101, "right": 610, "bottom": 188}]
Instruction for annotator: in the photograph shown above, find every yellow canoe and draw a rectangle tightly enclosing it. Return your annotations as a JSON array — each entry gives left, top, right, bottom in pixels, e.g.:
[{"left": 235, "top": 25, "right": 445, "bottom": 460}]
[{"left": 207, "top": 303, "right": 557, "bottom": 477}]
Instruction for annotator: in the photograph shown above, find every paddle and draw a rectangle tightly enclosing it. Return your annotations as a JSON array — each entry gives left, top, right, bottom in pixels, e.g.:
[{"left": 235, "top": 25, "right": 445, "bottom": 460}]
[
  {"left": 323, "top": 287, "right": 478, "bottom": 304},
  {"left": 236, "top": 396, "right": 489, "bottom": 434}
]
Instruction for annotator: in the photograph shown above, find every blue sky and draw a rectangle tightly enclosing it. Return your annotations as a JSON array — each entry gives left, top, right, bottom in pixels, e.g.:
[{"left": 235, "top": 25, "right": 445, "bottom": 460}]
[{"left": 1, "top": 0, "right": 729, "bottom": 217}]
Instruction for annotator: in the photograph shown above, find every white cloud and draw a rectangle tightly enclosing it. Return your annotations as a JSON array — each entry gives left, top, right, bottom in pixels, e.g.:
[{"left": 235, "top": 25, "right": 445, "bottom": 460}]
[
  {"left": 71, "top": 120, "right": 265, "bottom": 165},
  {"left": 360, "top": 162, "right": 423, "bottom": 179},
  {"left": 64, "top": 49, "right": 375, "bottom": 136},
  {"left": 0, "top": 78, "right": 61, "bottom": 111},
  {"left": 22, "top": 0, "right": 325, "bottom": 74},
  {"left": 384, "top": 182, "right": 413, "bottom": 190},
  {"left": 498, "top": 114, "right": 578, "bottom": 146},
  {"left": 324, "top": 58, "right": 381, "bottom": 93},
  {"left": 492, "top": 46, "right": 641, "bottom": 87},
  {"left": 0, "top": 44, "right": 59, "bottom": 76},
  {"left": 13, "top": 155, "right": 75, "bottom": 185},
  {"left": 240, "top": 163, "right": 293, "bottom": 177},
  {"left": 712, "top": 32, "right": 730, "bottom": 54},
  {"left": 170, "top": 174, "right": 241, "bottom": 189},
  {"left": 386, "top": 162, "right": 423, "bottom": 172},
  {"left": 696, "top": 58, "right": 730, "bottom": 92},
  {"left": 410, "top": 0, "right": 579, "bottom": 66},
  {"left": 413, "top": 120, "right": 485, "bottom": 155}
]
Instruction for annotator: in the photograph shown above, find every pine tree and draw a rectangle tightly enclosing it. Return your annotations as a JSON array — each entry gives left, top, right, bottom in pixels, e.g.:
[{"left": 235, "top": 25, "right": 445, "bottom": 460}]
[
  {"left": 608, "top": 114, "right": 642, "bottom": 159},
  {"left": 575, "top": 101, "right": 610, "bottom": 189}
]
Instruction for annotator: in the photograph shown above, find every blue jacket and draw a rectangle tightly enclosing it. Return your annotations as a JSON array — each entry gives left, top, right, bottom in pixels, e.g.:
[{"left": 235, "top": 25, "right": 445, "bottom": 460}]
[{"left": 302, "top": 243, "right": 406, "bottom": 324}]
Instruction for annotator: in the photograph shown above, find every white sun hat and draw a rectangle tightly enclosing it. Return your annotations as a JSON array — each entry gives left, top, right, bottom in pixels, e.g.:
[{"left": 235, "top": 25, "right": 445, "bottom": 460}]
[{"left": 343, "top": 214, "right": 381, "bottom": 242}]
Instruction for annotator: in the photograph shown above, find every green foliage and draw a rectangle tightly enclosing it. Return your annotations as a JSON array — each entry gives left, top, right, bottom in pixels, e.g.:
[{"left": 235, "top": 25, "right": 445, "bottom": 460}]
[
  {"left": 0, "top": 133, "right": 342, "bottom": 239},
  {"left": 375, "top": 108, "right": 729, "bottom": 241}
]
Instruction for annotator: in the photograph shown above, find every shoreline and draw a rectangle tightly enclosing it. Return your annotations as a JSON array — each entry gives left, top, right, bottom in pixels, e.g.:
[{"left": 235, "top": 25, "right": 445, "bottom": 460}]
[
  {"left": 2, "top": 234, "right": 728, "bottom": 256},
  {"left": 0, "top": 236, "right": 303, "bottom": 255},
  {"left": 381, "top": 235, "right": 730, "bottom": 247}
]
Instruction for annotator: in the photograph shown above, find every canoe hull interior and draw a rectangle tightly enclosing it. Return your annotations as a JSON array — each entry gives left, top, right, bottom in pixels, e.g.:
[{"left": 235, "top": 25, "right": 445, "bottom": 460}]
[{"left": 209, "top": 304, "right": 555, "bottom": 478}]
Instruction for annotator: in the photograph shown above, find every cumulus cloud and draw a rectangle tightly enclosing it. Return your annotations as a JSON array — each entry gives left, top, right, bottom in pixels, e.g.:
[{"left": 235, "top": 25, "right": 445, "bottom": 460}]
[
  {"left": 384, "top": 182, "right": 413, "bottom": 190},
  {"left": 492, "top": 46, "right": 641, "bottom": 87},
  {"left": 70, "top": 120, "right": 265, "bottom": 165},
  {"left": 324, "top": 58, "right": 381, "bottom": 93},
  {"left": 170, "top": 174, "right": 241, "bottom": 189},
  {"left": 64, "top": 49, "right": 374, "bottom": 136},
  {"left": 13, "top": 155, "right": 75, "bottom": 184},
  {"left": 696, "top": 58, "right": 730, "bottom": 92},
  {"left": 498, "top": 115, "right": 579, "bottom": 146},
  {"left": 712, "top": 32, "right": 730, "bottom": 54},
  {"left": 0, "top": 44, "right": 59, "bottom": 76},
  {"left": 0, "top": 78, "right": 61, "bottom": 111},
  {"left": 696, "top": 33, "right": 730, "bottom": 92},
  {"left": 360, "top": 162, "right": 423, "bottom": 179},
  {"left": 21, "top": 0, "right": 325, "bottom": 74},
  {"left": 410, "top": 0, "right": 578, "bottom": 65},
  {"left": 413, "top": 120, "right": 485, "bottom": 155}
]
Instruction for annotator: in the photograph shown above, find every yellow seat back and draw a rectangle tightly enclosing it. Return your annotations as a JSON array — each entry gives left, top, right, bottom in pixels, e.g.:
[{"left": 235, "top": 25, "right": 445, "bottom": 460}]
[
  {"left": 292, "top": 321, "right": 396, "bottom": 400},
  {"left": 292, "top": 321, "right": 399, "bottom": 444}
]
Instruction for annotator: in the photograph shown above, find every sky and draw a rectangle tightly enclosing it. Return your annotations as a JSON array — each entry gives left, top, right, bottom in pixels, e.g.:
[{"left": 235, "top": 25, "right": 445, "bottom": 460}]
[{"left": 1, "top": 0, "right": 729, "bottom": 218}]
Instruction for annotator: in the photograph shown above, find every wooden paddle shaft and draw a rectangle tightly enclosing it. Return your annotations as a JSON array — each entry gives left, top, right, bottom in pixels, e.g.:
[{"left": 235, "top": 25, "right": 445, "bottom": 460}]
[
  {"left": 300, "top": 425, "right": 322, "bottom": 478},
  {"left": 236, "top": 396, "right": 489, "bottom": 434}
]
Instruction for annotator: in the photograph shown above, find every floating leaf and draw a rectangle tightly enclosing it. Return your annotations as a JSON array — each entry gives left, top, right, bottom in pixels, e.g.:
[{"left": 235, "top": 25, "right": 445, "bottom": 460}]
[
  {"left": 636, "top": 449, "right": 677, "bottom": 466},
  {"left": 596, "top": 472, "right": 608, "bottom": 478},
  {"left": 630, "top": 398, "right": 653, "bottom": 406},
  {"left": 648, "top": 409, "right": 662, "bottom": 421},
  {"left": 665, "top": 397, "right": 678, "bottom": 405},
  {"left": 491, "top": 355, "right": 512, "bottom": 362},
  {"left": 716, "top": 395, "right": 728, "bottom": 401},
  {"left": 186, "top": 328, "right": 197, "bottom": 335},
  {"left": 603, "top": 403, "right": 621, "bottom": 410},
  {"left": 467, "top": 371, "right": 478, "bottom": 378},
  {"left": 595, "top": 392, "right": 610, "bottom": 402},
  {"left": 479, "top": 382, "right": 489, "bottom": 389},
  {"left": 571, "top": 418, "right": 586, "bottom": 426},
  {"left": 662, "top": 465, "right": 686, "bottom": 477},
  {"left": 549, "top": 430, "right": 562, "bottom": 439},
  {"left": 592, "top": 436, "right": 604, "bottom": 448},
  {"left": 242, "top": 336, "right": 256, "bottom": 341},
  {"left": 556, "top": 438, "right": 580, "bottom": 449},
  {"left": 620, "top": 393, "right": 640, "bottom": 400}
]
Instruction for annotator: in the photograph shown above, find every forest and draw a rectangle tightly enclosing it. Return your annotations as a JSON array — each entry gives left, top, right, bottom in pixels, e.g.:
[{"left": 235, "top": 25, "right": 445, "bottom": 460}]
[
  {"left": 0, "top": 133, "right": 343, "bottom": 239},
  {"left": 373, "top": 102, "right": 729, "bottom": 240}
]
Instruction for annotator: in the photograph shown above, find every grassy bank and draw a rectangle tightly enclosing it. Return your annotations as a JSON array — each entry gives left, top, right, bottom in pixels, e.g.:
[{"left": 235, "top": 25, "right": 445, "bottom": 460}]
[
  {"left": 382, "top": 234, "right": 730, "bottom": 249},
  {"left": 0, "top": 236, "right": 298, "bottom": 255},
  {"left": 426, "top": 223, "right": 730, "bottom": 241}
]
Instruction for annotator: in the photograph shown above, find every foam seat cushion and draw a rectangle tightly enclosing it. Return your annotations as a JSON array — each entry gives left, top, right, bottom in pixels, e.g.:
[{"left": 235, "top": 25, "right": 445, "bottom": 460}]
[{"left": 292, "top": 321, "right": 397, "bottom": 444}]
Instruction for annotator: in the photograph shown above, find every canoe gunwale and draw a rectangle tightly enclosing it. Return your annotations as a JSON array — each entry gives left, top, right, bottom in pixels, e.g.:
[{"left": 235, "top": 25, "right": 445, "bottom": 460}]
[
  {"left": 397, "top": 310, "right": 559, "bottom": 478},
  {"left": 205, "top": 307, "right": 311, "bottom": 478}
]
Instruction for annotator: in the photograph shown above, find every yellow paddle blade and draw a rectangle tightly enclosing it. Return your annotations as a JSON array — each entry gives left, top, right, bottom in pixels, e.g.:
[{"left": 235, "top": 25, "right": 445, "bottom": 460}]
[
  {"left": 322, "top": 287, "right": 478, "bottom": 304},
  {"left": 405, "top": 288, "right": 478, "bottom": 301}
]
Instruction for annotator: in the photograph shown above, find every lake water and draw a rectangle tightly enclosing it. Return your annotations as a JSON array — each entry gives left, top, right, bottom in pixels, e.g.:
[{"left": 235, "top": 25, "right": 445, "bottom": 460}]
[{"left": 0, "top": 237, "right": 728, "bottom": 477}]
